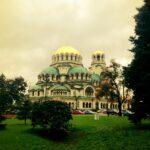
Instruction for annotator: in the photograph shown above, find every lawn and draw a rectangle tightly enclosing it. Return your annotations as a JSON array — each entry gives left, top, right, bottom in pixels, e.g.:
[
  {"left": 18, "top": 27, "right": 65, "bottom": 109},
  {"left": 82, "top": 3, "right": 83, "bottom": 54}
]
[{"left": 0, "top": 115, "right": 150, "bottom": 150}]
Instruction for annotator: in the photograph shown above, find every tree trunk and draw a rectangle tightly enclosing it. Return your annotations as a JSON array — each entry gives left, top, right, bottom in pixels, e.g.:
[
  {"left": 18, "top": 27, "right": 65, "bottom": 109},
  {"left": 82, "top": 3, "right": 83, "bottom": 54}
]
[
  {"left": 25, "top": 116, "right": 27, "bottom": 125},
  {"left": 118, "top": 101, "right": 122, "bottom": 116}
]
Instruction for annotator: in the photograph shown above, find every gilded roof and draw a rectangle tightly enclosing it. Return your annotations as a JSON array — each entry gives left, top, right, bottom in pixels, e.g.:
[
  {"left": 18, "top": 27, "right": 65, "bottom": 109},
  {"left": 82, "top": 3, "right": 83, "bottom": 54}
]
[
  {"left": 92, "top": 50, "right": 104, "bottom": 55},
  {"left": 54, "top": 46, "right": 80, "bottom": 55}
]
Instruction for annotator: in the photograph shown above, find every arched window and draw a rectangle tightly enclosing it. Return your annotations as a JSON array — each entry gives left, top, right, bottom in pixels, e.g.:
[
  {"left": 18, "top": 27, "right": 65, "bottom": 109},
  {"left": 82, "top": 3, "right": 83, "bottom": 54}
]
[
  {"left": 66, "top": 55, "right": 68, "bottom": 60},
  {"left": 75, "top": 55, "right": 77, "bottom": 61},
  {"left": 76, "top": 73, "right": 79, "bottom": 79},
  {"left": 68, "top": 102, "right": 71, "bottom": 108},
  {"left": 72, "top": 103, "right": 74, "bottom": 108},
  {"left": 97, "top": 55, "right": 100, "bottom": 61},
  {"left": 86, "top": 102, "right": 88, "bottom": 108},
  {"left": 32, "top": 91, "right": 34, "bottom": 96},
  {"left": 83, "top": 102, "right": 85, "bottom": 108},
  {"left": 85, "top": 87, "right": 94, "bottom": 96},
  {"left": 81, "top": 73, "right": 83, "bottom": 80},
  {"left": 89, "top": 103, "right": 92, "bottom": 108},
  {"left": 37, "top": 91, "right": 40, "bottom": 96},
  {"left": 93, "top": 55, "right": 96, "bottom": 60},
  {"left": 61, "top": 55, "right": 63, "bottom": 60},
  {"left": 52, "top": 75, "right": 54, "bottom": 80}
]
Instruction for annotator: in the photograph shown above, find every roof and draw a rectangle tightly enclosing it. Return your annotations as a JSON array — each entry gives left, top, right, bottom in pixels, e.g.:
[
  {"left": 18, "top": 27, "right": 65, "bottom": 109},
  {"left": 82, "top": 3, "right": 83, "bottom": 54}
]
[
  {"left": 51, "top": 84, "right": 70, "bottom": 92},
  {"left": 54, "top": 46, "right": 80, "bottom": 55},
  {"left": 41, "top": 67, "right": 59, "bottom": 75},
  {"left": 91, "top": 73, "right": 101, "bottom": 82},
  {"left": 68, "top": 66, "right": 89, "bottom": 74},
  {"left": 30, "top": 85, "right": 43, "bottom": 91},
  {"left": 92, "top": 50, "right": 104, "bottom": 55}
]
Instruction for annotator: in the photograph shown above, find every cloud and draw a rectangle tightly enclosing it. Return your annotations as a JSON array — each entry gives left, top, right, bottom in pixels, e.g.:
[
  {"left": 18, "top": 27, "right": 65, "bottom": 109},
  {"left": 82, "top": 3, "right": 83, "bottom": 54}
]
[{"left": 0, "top": 0, "right": 143, "bottom": 85}]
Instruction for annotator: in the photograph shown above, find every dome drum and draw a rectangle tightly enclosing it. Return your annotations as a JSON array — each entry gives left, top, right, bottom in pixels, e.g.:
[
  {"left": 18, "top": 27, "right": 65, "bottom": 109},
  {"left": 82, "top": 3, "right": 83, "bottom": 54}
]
[
  {"left": 38, "top": 67, "right": 60, "bottom": 82},
  {"left": 51, "top": 46, "right": 82, "bottom": 64},
  {"left": 68, "top": 67, "right": 91, "bottom": 81},
  {"left": 92, "top": 50, "right": 105, "bottom": 63},
  {"left": 52, "top": 53, "right": 82, "bottom": 64},
  {"left": 68, "top": 73, "right": 91, "bottom": 81}
]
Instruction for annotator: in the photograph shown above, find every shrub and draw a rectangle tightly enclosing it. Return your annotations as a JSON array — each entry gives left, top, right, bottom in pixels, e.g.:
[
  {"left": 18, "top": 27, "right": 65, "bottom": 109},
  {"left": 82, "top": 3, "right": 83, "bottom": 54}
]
[
  {"left": 31, "top": 100, "right": 72, "bottom": 137},
  {"left": 17, "top": 96, "right": 32, "bottom": 125}
]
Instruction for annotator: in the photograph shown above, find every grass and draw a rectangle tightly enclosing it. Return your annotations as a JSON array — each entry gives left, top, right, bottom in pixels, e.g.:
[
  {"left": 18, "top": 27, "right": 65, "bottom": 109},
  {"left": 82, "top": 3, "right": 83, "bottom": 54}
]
[{"left": 0, "top": 115, "right": 150, "bottom": 150}]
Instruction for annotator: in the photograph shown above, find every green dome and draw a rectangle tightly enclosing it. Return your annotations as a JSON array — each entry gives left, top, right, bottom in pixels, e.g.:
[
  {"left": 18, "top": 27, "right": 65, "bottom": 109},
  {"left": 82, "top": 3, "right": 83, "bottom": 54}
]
[
  {"left": 52, "top": 84, "right": 70, "bottom": 91},
  {"left": 41, "top": 67, "right": 59, "bottom": 75},
  {"left": 68, "top": 67, "right": 89, "bottom": 75},
  {"left": 30, "top": 85, "right": 43, "bottom": 91},
  {"left": 91, "top": 73, "right": 101, "bottom": 82}
]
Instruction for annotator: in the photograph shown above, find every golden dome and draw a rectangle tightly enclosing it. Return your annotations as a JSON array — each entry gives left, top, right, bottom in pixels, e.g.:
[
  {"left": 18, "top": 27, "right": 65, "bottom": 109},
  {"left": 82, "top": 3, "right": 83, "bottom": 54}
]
[
  {"left": 54, "top": 46, "right": 80, "bottom": 55},
  {"left": 92, "top": 50, "right": 104, "bottom": 55}
]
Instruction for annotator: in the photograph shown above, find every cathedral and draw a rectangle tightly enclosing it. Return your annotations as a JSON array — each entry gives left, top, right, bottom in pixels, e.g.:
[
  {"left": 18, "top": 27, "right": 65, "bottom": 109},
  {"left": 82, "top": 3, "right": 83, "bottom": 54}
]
[{"left": 29, "top": 46, "right": 120, "bottom": 110}]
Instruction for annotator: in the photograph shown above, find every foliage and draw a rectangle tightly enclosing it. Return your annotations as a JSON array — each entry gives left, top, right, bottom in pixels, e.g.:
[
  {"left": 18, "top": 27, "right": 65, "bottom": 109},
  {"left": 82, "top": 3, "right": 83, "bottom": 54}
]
[
  {"left": 17, "top": 96, "right": 32, "bottom": 125},
  {"left": 31, "top": 100, "right": 72, "bottom": 134},
  {"left": 97, "top": 60, "right": 130, "bottom": 116},
  {"left": 7, "top": 76, "right": 27, "bottom": 105},
  {"left": 0, "top": 74, "right": 27, "bottom": 123},
  {"left": 0, "top": 74, "right": 13, "bottom": 123},
  {"left": 124, "top": 0, "right": 150, "bottom": 123}
]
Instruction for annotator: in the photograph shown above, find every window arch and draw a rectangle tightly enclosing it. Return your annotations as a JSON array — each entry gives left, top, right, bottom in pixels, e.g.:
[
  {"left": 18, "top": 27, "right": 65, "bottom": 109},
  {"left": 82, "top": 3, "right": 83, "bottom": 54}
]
[
  {"left": 89, "top": 103, "right": 92, "bottom": 108},
  {"left": 66, "top": 54, "right": 68, "bottom": 60},
  {"left": 86, "top": 102, "right": 88, "bottom": 108},
  {"left": 83, "top": 102, "right": 85, "bottom": 108},
  {"left": 97, "top": 55, "right": 100, "bottom": 60},
  {"left": 85, "top": 87, "right": 94, "bottom": 96},
  {"left": 37, "top": 91, "right": 40, "bottom": 96},
  {"left": 32, "top": 91, "right": 34, "bottom": 96}
]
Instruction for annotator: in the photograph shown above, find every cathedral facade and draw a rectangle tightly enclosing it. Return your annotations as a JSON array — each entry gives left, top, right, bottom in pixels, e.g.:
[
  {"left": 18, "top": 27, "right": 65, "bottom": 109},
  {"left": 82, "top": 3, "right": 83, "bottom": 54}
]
[{"left": 29, "top": 46, "right": 120, "bottom": 110}]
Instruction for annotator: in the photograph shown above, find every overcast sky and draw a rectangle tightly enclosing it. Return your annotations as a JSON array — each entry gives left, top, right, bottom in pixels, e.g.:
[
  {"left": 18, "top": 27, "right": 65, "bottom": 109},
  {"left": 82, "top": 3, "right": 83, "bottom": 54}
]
[{"left": 0, "top": 0, "right": 143, "bottom": 86}]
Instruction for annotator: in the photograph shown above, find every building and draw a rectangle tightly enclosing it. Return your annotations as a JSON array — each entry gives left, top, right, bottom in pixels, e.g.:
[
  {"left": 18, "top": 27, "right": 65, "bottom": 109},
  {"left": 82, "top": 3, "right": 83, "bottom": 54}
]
[{"left": 29, "top": 46, "right": 123, "bottom": 110}]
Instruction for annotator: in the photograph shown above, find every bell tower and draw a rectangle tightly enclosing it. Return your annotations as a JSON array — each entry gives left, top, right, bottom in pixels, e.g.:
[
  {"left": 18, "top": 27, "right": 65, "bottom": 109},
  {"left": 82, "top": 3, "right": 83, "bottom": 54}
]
[{"left": 89, "top": 50, "right": 106, "bottom": 75}]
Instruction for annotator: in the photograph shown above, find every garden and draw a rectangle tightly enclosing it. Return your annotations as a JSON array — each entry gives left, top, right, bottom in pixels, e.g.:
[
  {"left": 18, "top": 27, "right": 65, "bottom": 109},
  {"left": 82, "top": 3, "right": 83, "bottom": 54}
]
[{"left": 0, "top": 115, "right": 150, "bottom": 150}]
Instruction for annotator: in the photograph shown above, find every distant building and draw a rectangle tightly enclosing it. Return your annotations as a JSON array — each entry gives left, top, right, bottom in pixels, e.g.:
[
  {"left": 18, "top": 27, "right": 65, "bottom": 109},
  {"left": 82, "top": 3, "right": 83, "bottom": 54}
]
[{"left": 29, "top": 46, "right": 127, "bottom": 110}]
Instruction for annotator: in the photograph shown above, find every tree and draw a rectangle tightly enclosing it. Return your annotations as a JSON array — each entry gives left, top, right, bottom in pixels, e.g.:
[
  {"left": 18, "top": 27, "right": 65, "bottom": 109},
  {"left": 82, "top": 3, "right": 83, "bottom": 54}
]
[
  {"left": 0, "top": 74, "right": 27, "bottom": 123},
  {"left": 96, "top": 79, "right": 117, "bottom": 114},
  {"left": 97, "top": 60, "right": 130, "bottom": 116},
  {"left": 124, "top": 0, "right": 150, "bottom": 123},
  {"left": 7, "top": 77, "right": 27, "bottom": 105},
  {"left": 31, "top": 100, "right": 72, "bottom": 137},
  {"left": 17, "top": 96, "right": 32, "bottom": 125},
  {"left": 0, "top": 74, "right": 13, "bottom": 123}
]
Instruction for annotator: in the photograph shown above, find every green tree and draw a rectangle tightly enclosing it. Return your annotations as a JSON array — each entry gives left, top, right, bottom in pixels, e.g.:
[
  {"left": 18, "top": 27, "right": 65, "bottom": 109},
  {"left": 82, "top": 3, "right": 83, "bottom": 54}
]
[
  {"left": 98, "top": 60, "right": 130, "bottom": 116},
  {"left": 124, "top": 0, "right": 150, "bottom": 123},
  {"left": 0, "top": 74, "right": 13, "bottom": 122},
  {"left": 17, "top": 96, "right": 32, "bottom": 125},
  {"left": 96, "top": 80, "right": 117, "bottom": 113},
  {"left": 31, "top": 100, "right": 72, "bottom": 138},
  {"left": 8, "top": 77, "right": 27, "bottom": 105},
  {"left": 0, "top": 74, "right": 27, "bottom": 123}
]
